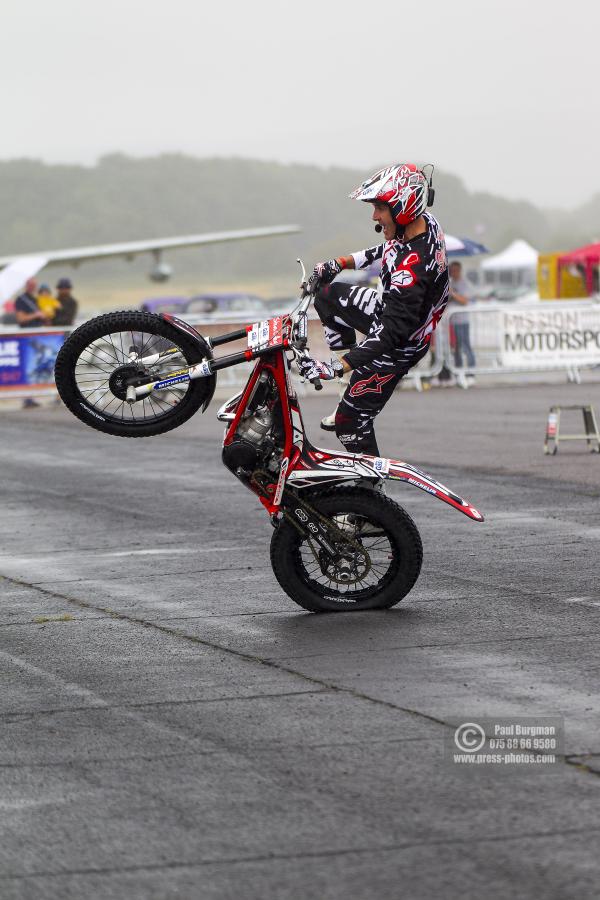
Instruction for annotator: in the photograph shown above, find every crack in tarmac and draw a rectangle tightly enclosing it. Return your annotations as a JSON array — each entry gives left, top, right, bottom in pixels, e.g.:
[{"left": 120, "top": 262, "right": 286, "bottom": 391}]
[
  {"left": 0, "top": 735, "right": 441, "bottom": 771},
  {"left": 0, "top": 688, "right": 332, "bottom": 721},
  {"left": 3, "top": 824, "right": 600, "bottom": 882}
]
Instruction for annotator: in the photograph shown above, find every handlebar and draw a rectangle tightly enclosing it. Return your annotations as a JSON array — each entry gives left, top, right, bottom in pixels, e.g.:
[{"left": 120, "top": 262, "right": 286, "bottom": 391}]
[
  {"left": 295, "top": 257, "right": 316, "bottom": 311},
  {"left": 289, "top": 258, "right": 322, "bottom": 390},
  {"left": 297, "top": 257, "right": 307, "bottom": 283},
  {"left": 274, "top": 258, "right": 324, "bottom": 391}
]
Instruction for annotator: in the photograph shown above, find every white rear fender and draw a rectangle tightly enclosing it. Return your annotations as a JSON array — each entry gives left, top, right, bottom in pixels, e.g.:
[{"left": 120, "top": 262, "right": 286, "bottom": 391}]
[
  {"left": 289, "top": 450, "right": 484, "bottom": 522},
  {"left": 380, "top": 457, "right": 484, "bottom": 522}
]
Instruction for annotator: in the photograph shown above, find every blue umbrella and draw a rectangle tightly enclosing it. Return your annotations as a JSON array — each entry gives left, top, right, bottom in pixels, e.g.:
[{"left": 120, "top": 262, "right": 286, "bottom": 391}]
[{"left": 446, "top": 235, "right": 489, "bottom": 257}]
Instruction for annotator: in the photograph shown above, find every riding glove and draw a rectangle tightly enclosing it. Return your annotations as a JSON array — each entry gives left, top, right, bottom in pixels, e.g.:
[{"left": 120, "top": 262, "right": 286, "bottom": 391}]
[
  {"left": 297, "top": 355, "right": 345, "bottom": 382},
  {"left": 308, "top": 258, "right": 344, "bottom": 291}
]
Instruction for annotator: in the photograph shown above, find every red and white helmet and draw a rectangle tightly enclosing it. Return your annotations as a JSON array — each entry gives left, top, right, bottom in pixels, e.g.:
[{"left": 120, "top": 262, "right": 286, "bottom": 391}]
[{"left": 349, "top": 163, "right": 429, "bottom": 226}]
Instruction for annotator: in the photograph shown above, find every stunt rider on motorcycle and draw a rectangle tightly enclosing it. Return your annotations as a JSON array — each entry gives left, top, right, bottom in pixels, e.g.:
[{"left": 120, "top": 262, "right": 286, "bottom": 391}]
[{"left": 299, "top": 163, "right": 449, "bottom": 457}]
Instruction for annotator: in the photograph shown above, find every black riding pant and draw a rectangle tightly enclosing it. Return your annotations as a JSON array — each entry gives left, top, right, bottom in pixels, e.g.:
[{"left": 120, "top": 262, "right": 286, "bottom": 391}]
[{"left": 314, "top": 282, "right": 406, "bottom": 456}]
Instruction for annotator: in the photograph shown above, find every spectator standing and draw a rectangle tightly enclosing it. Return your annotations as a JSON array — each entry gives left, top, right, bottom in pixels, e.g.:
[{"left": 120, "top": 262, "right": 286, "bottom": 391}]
[
  {"left": 53, "top": 278, "right": 78, "bottom": 326},
  {"left": 14, "top": 277, "right": 50, "bottom": 408},
  {"left": 15, "top": 278, "right": 50, "bottom": 328},
  {"left": 448, "top": 261, "right": 476, "bottom": 369},
  {"left": 37, "top": 283, "right": 60, "bottom": 321}
]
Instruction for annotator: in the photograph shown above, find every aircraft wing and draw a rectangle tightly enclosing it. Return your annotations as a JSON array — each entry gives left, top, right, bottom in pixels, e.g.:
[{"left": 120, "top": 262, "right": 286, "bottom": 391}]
[
  {"left": 0, "top": 225, "right": 301, "bottom": 270},
  {"left": 0, "top": 257, "right": 49, "bottom": 304}
]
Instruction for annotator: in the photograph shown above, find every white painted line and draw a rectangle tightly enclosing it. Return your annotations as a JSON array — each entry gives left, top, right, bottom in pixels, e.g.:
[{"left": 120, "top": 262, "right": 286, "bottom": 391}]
[
  {"left": 96, "top": 548, "right": 243, "bottom": 558},
  {"left": 0, "top": 546, "right": 262, "bottom": 564},
  {"left": 487, "top": 512, "right": 600, "bottom": 540},
  {"left": 562, "top": 596, "right": 600, "bottom": 608}
]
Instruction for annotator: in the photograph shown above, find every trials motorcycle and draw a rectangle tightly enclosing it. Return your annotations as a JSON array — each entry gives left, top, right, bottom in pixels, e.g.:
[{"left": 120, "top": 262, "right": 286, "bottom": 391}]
[{"left": 54, "top": 261, "right": 483, "bottom": 613}]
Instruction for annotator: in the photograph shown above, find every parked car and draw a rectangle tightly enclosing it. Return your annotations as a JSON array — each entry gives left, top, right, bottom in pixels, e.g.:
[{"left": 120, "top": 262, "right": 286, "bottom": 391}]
[
  {"left": 140, "top": 296, "right": 190, "bottom": 314},
  {"left": 263, "top": 296, "right": 300, "bottom": 315},
  {"left": 186, "top": 293, "right": 271, "bottom": 317},
  {"left": 140, "top": 292, "right": 270, "bottom": 318}
]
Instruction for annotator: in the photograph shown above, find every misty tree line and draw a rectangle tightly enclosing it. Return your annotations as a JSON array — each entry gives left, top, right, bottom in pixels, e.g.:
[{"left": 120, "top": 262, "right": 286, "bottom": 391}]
[{"left": 1, "top": 155, "right": 597, "bottom": 281}]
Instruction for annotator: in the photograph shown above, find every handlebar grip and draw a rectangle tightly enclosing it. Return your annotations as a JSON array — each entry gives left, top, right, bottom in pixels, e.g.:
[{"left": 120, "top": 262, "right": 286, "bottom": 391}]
[
  {"left": 301, "top": 277, "right": 318, "bottom": 299},
  {"left": 310, "top": 376, "right": 323, "bottom": 391}
]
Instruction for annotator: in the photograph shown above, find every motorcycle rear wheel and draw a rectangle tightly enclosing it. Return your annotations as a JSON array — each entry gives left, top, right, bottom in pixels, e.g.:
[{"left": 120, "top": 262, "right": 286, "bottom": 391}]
[
  {"left": 54, "top": 310, "right": 214, "bottom": 438},
  {"left": 270, "top": 487, "right": 422, "bottom": 612}
]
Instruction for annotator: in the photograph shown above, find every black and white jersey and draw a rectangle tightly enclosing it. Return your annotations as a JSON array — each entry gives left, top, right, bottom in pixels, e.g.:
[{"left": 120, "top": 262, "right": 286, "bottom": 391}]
[{"left": 344, "top": 213, "right": 449, "bottom": 372}]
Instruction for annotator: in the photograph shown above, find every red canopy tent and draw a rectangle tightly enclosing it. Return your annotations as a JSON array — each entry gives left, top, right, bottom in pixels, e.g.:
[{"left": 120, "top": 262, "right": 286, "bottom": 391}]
[{"left": 557, "top": 242, "right": 600, "bottom": 295}]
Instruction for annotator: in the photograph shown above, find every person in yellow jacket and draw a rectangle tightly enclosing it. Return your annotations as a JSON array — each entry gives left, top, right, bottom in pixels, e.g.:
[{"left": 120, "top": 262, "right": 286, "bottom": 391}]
[{"left": 36, "top": 284, "right": 60, "bottom": 321}]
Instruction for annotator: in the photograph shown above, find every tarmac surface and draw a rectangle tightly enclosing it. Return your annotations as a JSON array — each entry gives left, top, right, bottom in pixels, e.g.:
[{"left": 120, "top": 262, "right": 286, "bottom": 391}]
[{"left": 1, "top": 379, "right": 600, "bottom": 899}]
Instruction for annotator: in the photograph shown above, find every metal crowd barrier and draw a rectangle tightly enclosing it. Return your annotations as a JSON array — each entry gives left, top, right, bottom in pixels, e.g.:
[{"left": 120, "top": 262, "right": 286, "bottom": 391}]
[{"left": 440, "top": 301, "right": 600, "bottom": 386}]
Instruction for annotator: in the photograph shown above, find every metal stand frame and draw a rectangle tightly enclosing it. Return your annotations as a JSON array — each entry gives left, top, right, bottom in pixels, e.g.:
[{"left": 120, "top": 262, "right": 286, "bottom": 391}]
[{"left": 544, "top": 404, "right": 600, "bottom": 455}]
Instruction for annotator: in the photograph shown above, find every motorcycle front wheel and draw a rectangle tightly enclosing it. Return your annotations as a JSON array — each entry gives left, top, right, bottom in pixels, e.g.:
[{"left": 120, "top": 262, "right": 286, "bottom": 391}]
[
  {"left": 54, "top": 310, "right": 214, "bottom": 438},
  {"left": 270, "top": 487, "right": 423, "bottom": 613}
]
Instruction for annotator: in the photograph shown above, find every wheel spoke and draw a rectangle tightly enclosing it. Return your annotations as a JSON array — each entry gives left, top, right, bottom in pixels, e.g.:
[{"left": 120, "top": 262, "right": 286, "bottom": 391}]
[
  {"left": 295, "top": 507, "right": 396, "bottom": 601},
  {"left": 72, "top": 327, "right": 195, "bottom": 425}
]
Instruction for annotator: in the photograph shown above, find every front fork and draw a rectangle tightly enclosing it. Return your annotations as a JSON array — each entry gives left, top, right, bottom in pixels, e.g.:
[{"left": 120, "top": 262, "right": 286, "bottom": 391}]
[
  {"left": 279, "top": 495, "right": 339, "bottom": 559},
  {"left": 276, "top": 489, "right": 369, "bottom": 573}
]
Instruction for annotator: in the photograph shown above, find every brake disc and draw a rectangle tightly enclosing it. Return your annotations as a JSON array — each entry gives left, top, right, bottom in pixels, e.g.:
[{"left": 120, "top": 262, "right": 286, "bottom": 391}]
[
  {"left": 316, "top": 542, "right": 370, "bottom": 585},
  {"left": 108, "top": 364, "right": 147, "bottom": 401}
]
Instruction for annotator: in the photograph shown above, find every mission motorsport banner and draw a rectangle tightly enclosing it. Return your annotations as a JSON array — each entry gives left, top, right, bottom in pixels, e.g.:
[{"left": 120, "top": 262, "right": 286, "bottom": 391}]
[
  {"left": 0, "top": 330, "right": 67, "bottom": 392},
  {"left": 499, "top": 306, "right": 600, "bottom": 367}
]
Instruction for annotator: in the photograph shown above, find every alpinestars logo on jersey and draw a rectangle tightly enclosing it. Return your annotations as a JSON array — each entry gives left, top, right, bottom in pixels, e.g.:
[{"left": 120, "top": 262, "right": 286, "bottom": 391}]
[
  {"left": 391, "top": 251, "right": 420, "bottom": 288},
  {"left": 350, "top": 373, "right": 396, "bottom": 397}
]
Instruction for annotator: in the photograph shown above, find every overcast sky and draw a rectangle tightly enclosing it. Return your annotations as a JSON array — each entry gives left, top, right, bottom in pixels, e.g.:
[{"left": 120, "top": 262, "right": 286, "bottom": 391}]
[{"left": 1, "top": 0, "right": 595, "bottom": 209}]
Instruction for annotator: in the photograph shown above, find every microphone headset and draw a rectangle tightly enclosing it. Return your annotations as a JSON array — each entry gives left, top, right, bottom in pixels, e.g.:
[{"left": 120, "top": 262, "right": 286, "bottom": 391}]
[
  {"left": 422, "top": 163, "right": 435, "bottom": 207},
  {"left": 373, "top": 165, "right": 435, "bottom": 233}
]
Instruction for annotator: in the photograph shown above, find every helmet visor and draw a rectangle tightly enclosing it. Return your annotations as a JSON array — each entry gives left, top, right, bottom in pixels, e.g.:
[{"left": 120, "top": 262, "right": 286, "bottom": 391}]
[{"left": 349, "top": 167, "right": 395, "bottom": 202}]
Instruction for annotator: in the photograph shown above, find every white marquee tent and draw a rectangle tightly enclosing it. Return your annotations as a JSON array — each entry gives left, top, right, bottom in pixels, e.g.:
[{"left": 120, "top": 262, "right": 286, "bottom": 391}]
[{"left": 480, "top": 239, "right": 538, "bottom": 286}]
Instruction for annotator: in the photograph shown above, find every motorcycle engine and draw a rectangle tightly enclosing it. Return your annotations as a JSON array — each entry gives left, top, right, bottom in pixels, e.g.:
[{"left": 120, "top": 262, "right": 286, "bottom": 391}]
[
  {"left": 222, "top": 404, "right": 274, "bottom": 475},
  {"left": 237, "top": 406, "right": 272, "bottom": 444}
]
